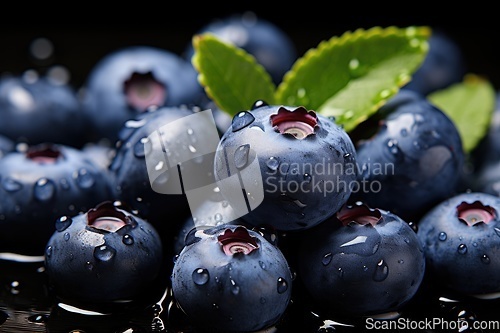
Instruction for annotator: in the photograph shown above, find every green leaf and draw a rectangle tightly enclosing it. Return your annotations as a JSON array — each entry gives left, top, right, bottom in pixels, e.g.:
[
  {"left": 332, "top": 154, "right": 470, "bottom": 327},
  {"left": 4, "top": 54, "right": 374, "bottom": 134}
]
[
  {"left": 428, "top": 74, "right": 496, "bottom": 153},
  {"left": 191, "top": 33, "right": 276, "bottom": 116},
  {"left": 275, "top": 26, "right": 431, "bottom": 132}
]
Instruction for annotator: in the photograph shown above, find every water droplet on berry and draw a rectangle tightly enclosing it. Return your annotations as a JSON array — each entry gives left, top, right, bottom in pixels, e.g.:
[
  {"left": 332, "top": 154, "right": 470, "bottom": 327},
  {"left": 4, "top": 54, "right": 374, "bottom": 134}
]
[
  {"left": 63, "top": 232, "right": 70, "bottom": 241},
  {"left": 386, "top": 139, "right": 404, "bottom": 162},
  {"left": 232, "top": 111, "right": 255, "bottom": 132},
  {"left": 495, "top": 227, "right": 500, "bottom": 237},
  {"left": 234, "top": 144, "right": 250, "bottom": 169},
  {"left": 94, "top": 244, "right": 116, "bottom": 262},
  {"left": 266, "top": 157, "right": 280, "bottom": 171},
  {"left": 33, "top": 178, "right": 55, "bottom": 201},
  {"left": 457, "top": 244, "right": 468, "bottom": 255},
  {"left": 481, "top": 254, "right": 490, "bottom": 264},
  {"left": 322, "top": 253, "right": 332, "bottom": 266},
  {"left": 2, "top": 178, "right": 22, "bottom": 192},
  {"left": 75, "top": 168, "right": 95, "bottom": 189},
  {"left": 55, "top": 216, "right": 72, "bottom": 231},
  {"left": 373, "top": 259, "right": 389, "bottom": 281},
  {"left": 259, "top": 261, "right": 266, "bottom": 270},
  {"left": 438, "top": 232, "right": 447, "bottom": 241},
  {"left": 45, "top": 246, "right": 52, "bottom": 257},
  {"left": 192, "top": 268, "right": 209, "bottom": 285},
  {"left": 133, "top": 137, "right": 151, "bottom": 158},
  {"left": 277, "top": 277, "right": 288, "bottom": 294},
  {"left": 122, "top": 234, "right": 134, "bottom": 245}
]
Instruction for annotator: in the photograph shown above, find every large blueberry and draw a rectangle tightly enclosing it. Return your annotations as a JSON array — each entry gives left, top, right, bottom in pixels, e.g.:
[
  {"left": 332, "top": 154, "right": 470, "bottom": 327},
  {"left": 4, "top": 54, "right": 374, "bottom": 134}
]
[
  {"left": 81, "top": 46, "right": 204, "bottom": 143},
  {"left": 44, "top": 201, "right": 163, "bottom": 304},
  {"left": 403, "top": 29, "right": 467, "bottom": 96},
  {"left": 214, "top": 102, "right": 358, "bottom": 231},
  {"left": 0, "top": 143, "right": 114, "bottom": 255},
  {"left": 298, "top": 203, "right": 426, "bottom": 318},
  {"left": 171, "top": 224, "right": 293, "bottom": 332},
  {"left": 353, "top": 90, "right": 464, "bottom": 221},
  {"left": 417, "top": 192, "right": 500, "bottom": 297}
]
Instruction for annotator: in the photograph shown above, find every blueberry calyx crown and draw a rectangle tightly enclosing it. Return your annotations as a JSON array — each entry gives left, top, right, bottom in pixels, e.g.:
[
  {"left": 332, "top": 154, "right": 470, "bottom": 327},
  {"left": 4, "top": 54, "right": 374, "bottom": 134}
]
[
  {"left": 26, "top": 143, "right": 62, "bottom": 164},
  {"left": 217, "top": 226, "right": 259, "bottom": 255},
  {"left": 336, "top": 203, "right": 382, "bottom": 227},
  {"left": 457, "top": 200, "right": 496, "bottom": 226},
  {"left": 87, "top": 201, "right": 136, "bottom": 233},
  {"left": 270, "top": 106, "right": 318, "bottom": 140},
  {"left": 123, "top": 72, "right": 166, "bottom": 112}
]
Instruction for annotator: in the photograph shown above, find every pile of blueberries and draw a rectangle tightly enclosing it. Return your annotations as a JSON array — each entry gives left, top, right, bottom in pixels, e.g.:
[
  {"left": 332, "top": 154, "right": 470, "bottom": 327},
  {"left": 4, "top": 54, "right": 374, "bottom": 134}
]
[{"left": 1, "top": 12, "right": 500, "bottom": 333}]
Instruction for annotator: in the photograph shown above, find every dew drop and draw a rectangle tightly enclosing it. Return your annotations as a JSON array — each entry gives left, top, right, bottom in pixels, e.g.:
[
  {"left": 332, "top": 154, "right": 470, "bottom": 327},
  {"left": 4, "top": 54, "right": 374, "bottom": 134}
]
[
  {"left": 386, "top": 139, "right": 404, "bottom": 162},
  {"left": 495, "top": 227, "right": 500, "bottom": 237},
  {"left": 277, "top": 277, "right": 288, "bottom": 294},
  {"left": 63, "top": 232, "right": 70, "bottom": 241},
  {"left": 373, "top": 259, "right": 389, "bottom": 282},
  {"left": 438, "top": 232, "right": 447, "bottom": 241},
  {"left": 133, "top": 137, "right": 151, "bottom": 158},
  {"left": 234, "top": 144, "right": 250, "bottom": 169},
  {"left": 232, "top": 111, "right": 255, "bottom": 132},
  {"left": 122, "top": 234, "right": 134, "bottom": 245},
  {"left": 322, "top": 253, "right": 332, "bottom": 266},
  {"left": 400, "top": 128, "right": 408, "bottom": 137},
  {"left": 259, "top": 261, "right": 266, "bottom": 270},
  {"left": 188, "top": 145, "right": 197, "bottom": 153},
  {"left": 481, "top": 254, "right": 490, "bottom": 264},
  {"left": 230, "top": 279, "right": 240, "bottom": 295},
  {"left": 2, "top": 178, "right": 22, "bottom": 192},
  {"left": 94, "top": 244, "right": 116, "bottom": 262},
  {"left": 266, "top": 157, "right": 280, "bottom": 171},
  {"left": 85, "top": 261, "right": 94, "bottom": 271},
  {"left": 192, "top": 268, "right": 210, "bottom": 285},
  {"left": 457, "top": 244, "right": 468, "bottom": 255},
  {"left": 75, "top": 168, "right": 95, "bottom": 189},
  {"left": 45, "top": 246, "right": 52, "bottom": 257},
  {"left": 303, "top": 173, "right": 312, "bottom": 183},
  {"left": 33, "top": 178, "right": 55, "bottom": 201},
  {"left": 55, "top": 216, "right": 72, "bottom": 232}
]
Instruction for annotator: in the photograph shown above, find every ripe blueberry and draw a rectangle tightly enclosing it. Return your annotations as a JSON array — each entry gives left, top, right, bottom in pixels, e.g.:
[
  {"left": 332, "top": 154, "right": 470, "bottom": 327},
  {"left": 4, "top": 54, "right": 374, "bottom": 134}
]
[
  {"left": 171, "top": 224, "right": 293, "bottom": 332},
  {"left": 214, "top": 102, "right": 357, "bottom": 231},
  {"left": 298, "top": 203, "right": 426, "bottom": 318}
]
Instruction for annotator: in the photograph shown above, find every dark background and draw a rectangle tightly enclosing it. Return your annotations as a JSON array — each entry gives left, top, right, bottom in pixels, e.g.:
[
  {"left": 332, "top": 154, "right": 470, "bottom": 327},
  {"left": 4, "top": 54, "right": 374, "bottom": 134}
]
[{"left": 0, "top": 7, "right": 498, "bottom": 91}]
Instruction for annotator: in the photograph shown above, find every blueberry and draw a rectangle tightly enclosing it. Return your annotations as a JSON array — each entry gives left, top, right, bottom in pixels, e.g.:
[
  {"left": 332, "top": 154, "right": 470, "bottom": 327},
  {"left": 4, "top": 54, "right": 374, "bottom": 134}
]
[
  {"left": 417, "top": 191, "right": 500, "bottom": 297},
  {"left": 214, "top": 103, "right": 358, "bottom": 231},
  {"left": 353, "top": 90, "right": 464, "bottom": 221},
  {"left": 44, "top": 201, "right": 163, "bottom": 304},
  {"left": 0, "top": 74, "right": 87, "bottom": 147},
  {"left": 0, "top": 143, "right": 114, "bottom": 254},
  {"left": 110, "top": 105, "right": 219, "bottom": 229},
  {"left": 184, "top": 11, "right": 297, "bottom": 85},
  {"left": 297, "top": 203, "right": 426, "bottom": 317},
  {"left": 403, "top": 29, "right": 467, "bottom": 96},
  {"left": 81, "top": 46, "right": 204, "bottom": 143},
  {"left": 171, "top": 224, "right": 293, "bottom": 332}
]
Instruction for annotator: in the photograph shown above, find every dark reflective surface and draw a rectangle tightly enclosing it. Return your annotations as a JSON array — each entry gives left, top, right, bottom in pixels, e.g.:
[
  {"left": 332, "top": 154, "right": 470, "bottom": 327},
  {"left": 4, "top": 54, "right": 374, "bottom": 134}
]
[{"left": 2, "top": 255, "right": 500, "bottom": 333}]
